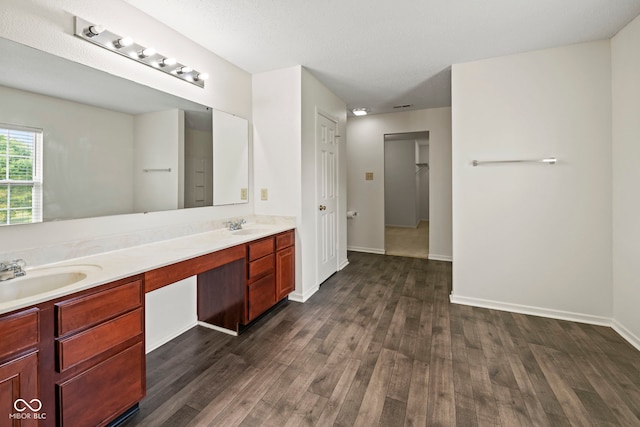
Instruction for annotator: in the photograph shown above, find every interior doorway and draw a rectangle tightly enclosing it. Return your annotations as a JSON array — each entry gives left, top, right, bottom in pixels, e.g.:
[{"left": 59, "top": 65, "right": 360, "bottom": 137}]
[
  {"left": 384, "top": 131, "right": 429, "bottom": 259},
  {"left": 316, "top": 111, "right": 339, "bottom": 284}
]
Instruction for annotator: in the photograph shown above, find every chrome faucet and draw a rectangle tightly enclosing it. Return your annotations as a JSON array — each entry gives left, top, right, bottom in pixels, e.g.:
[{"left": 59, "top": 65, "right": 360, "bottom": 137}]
[
  {"left": 226, "top": 218, "right": 246, "bottom": 231},
  {"left": 0, "top": 259, "right": 26, "bottom": 281}
]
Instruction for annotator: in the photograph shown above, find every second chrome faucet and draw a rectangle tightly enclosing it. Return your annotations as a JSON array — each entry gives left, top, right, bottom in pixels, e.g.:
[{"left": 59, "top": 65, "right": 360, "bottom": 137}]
[{"left": 226, "top": 218, "right": 246, "bottom": 231}]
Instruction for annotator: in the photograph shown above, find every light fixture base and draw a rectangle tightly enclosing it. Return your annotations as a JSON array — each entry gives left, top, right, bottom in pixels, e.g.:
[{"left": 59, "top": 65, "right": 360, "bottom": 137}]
[{"left": 74, "top": 16, "right": 206, "bottom": 88}]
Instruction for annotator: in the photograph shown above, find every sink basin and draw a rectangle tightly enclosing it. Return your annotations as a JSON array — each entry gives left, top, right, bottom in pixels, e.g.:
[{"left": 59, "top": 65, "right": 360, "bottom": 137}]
[
  {"left": 0, "top": 264, "right": 102, "bottom": 301},
  {"left": 231, "top": 228, "right": 265, "bottom": 236}
]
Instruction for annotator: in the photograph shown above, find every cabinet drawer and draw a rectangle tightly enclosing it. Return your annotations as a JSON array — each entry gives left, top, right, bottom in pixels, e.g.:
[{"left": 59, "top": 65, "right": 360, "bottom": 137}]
[
  {"left": 58, "top": 342, "right": 145, "bottom": 427},
  {"left": 276, "top": 230, "right": 295, "bottom": 250},
  {"left": 248, "top": 237, "right": 274, "bottom": 262},
  {"left": 57, "top": 308, "right": 143, "bottom": 372},
  {"left": 248, "top": 253, "right": 274, "bottom": 280},
  {"left": 56, "top": 279, "right": 142, "bottom": 336},
  {"left": 0, "top": 308, "right": 39, "bottom": 361},
  {"left": 247, "top": 274, "right": 275, "bottom": 321}
]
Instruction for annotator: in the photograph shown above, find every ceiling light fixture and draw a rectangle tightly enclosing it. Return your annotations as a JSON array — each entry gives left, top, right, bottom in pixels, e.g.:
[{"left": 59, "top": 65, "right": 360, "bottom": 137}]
[
  {"left": 352, "top": 108, "right": 368, "bottom": 116},
  {"left": 73, "top": 16, "right": 207, "bottom": 88}
]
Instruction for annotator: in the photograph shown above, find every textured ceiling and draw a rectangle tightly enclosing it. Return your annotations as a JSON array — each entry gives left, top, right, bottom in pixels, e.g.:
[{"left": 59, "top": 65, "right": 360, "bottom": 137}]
[{"left": 123, "top": 0, "right": 640, "bottom": 115}]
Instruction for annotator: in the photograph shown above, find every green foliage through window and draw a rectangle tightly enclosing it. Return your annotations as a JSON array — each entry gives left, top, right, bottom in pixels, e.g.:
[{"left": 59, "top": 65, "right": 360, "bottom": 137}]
[{"left": 0, "top": 127, "right": 42, "bottom": 225}]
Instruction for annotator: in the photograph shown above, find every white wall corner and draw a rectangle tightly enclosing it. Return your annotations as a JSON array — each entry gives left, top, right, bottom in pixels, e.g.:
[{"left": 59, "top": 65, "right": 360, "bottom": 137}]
[
  {"left": 347, "top": 246, "right": 386, "bottom": 255},
  {"left": 612, "top": 319, "right": 640, "bottom": 352},
  {"left": 289, "top": 285, "right": 320, "bottom": 303},
  {"left": 428, "top": 254, "right": 453, "bottom": 262}
]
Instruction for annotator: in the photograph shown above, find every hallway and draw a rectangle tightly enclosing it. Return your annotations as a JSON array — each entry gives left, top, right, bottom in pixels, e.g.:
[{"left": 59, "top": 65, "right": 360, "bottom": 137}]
[{"left": 385, "top": 221, "right": 429, "bottom": 259}]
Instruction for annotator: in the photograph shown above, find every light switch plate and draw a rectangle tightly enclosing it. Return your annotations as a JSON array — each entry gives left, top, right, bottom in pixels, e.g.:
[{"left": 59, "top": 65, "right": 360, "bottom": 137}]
[
  {"left": 365, "top": 172, "right": 374, "bottom": 181},
  {"left": 261, "top": 188, "right": 268, "bottom": 200},
  {"left": 240, "top": 188, "right": 248, "bottom": 200}
]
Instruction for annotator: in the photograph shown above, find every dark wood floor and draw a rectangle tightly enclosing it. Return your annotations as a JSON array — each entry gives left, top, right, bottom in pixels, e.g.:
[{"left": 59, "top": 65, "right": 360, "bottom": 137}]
[{"left": 123, "top": 252, "right": 640, "bottom": 427}]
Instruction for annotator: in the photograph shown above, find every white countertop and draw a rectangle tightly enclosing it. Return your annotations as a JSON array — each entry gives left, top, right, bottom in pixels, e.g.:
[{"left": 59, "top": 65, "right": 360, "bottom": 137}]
[{"left": 0, "top": 222, "right": 294, "bottom": 315}]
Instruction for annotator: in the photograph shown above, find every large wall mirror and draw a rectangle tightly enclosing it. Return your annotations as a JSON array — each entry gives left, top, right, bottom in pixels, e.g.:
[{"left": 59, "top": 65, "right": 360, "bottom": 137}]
[{"left": 0, "top": 37, "right": 249, "bottom": 225}]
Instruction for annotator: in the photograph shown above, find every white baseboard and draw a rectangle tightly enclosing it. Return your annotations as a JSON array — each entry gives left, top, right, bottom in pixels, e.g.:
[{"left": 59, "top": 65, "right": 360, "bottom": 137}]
[
  {"left": 289, "top": 285, "right": 319, "bottom": 303},
  {"left": 612, "top": 319, "right": 640, "bottom": 352},
  {"left": 145, "top": 321, "right": 197, "bottom": 354},
  {"left": 347, "top": 246, "right": 385, "bottom": 255},
  {"left": 428, "top": 254, "right": 453, "bottom": 262},
  {"left": 338, "top": 259, "right": 350, "bottom": 270},
  {"left": 197, "top": 321, "right": 238, "bottom": 336},
  {"left": 449, "top": 294, "right": 611, "bottom": 326}
]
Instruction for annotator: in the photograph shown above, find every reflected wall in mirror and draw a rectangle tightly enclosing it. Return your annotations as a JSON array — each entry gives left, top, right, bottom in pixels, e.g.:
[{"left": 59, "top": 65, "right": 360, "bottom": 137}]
[
  {"left": 0, "top": 37, "right": 249, "bottom": 225},
  {"left": 212, "top": 110, "right": 249, "bottom": 206}
]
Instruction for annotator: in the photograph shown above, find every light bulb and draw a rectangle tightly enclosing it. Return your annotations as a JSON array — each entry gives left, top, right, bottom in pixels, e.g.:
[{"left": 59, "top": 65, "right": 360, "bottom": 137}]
[
  {"left": 85, "top": 25, "right": 104, "bottom": 38},
  {"left": 160, "top": 57, "right": 177, "bottom": 67},
  {"left": 114, "top": 37, "right": 133, "bottom": 48},
  {"left": 138, "top": 47, "right": 156, "bottom": 58},
  {"left": 177, "top": 66, "right": 193, "bottom": 74},
  {"left": 195, "top": 72, "right": 209, "bottom": 81}
]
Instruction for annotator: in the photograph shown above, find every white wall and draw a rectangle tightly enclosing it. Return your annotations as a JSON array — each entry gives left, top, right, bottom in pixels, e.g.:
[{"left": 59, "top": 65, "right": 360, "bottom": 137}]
[
  {"left": 145, "top": 276, "right": 197, "bottom": 353},
  {"left": 346, "top": 108, "right": 452, "bottom": 260},
  {"left": 612, "top": 14, "right": 640, "bottom": 348},
  {"left": 252, "top": 66, "right": 301, "bottom": 217},
  {"left": 133, "top": 109, "right": 184, "bottom": 212},
  {"left": 0, "top": 85, "right": 134, "bottom": 221},
  {"left": 384, "top": 139, "right": 418, "bottom": 227},
  {"left": 451, "top": 41, "right": 613, "bottom": 323}
]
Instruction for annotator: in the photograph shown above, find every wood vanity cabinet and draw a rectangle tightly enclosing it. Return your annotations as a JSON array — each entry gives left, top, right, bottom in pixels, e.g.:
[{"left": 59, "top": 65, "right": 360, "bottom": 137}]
[
  {"left": 54, "top": 276, "right": 145, "bottom": 427},
  {"left": 0, "top": 307, "right": 39, "bottom": 426},
  {"left": 245, "top": 237, "right": 276, "bottom": 322},
  {"left": 244, "top": 230, "right": 295, "bottom": 324}
]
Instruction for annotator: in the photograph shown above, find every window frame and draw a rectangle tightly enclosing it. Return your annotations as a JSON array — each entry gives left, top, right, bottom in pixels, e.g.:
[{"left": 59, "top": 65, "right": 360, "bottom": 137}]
[{"left": 0, "top": 123, "right": 43, "bottom": 226}]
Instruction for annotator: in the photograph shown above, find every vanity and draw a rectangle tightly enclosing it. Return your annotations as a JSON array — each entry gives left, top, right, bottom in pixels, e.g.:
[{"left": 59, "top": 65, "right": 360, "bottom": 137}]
[
  {"left": 0, "top": 223, "right": 295, "bottom": 426},
  {"left": 0, "top": 34, "right": 297, "bottom": 426}
]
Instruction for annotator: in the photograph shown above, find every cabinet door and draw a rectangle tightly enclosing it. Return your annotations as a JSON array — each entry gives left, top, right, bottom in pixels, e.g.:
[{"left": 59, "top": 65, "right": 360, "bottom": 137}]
[
  {"left": 0, "top": 351, "right": 39, "bottom": 427},
  {"left": 58, "top": 342, "right": 144, "bottom": 427},
  {"left": 276, "top": 246, "right": 295, "bottom": 301}
]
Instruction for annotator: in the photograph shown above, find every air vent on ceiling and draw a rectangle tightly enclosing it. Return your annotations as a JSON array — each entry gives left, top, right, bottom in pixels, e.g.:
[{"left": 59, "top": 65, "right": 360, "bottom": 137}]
[{"left": 393, "top": 104, "right": 413, "bottom": 109}]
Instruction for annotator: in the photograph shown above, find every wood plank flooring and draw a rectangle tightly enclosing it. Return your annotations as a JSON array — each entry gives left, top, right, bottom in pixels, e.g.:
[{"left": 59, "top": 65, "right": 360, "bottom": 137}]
[{"left": 123, "top": 252, "right": 640, "bottom": 426}]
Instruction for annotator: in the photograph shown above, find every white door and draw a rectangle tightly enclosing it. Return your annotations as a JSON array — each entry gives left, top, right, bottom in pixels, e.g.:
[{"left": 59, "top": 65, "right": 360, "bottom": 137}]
[{"left": 316, "top": 113, "right": 338, "bottom": 284}]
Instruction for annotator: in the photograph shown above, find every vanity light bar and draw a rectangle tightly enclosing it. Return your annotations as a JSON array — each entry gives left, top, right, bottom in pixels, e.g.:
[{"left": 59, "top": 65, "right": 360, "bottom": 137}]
[{"left": 74, "top": 17, "right": 207, "bottom": 88}]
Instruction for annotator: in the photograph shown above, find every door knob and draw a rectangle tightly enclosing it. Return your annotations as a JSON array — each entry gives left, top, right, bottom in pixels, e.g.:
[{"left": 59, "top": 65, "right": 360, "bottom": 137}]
[{"left": 319, "top": 205, "right": 326, "bottom": 211}]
